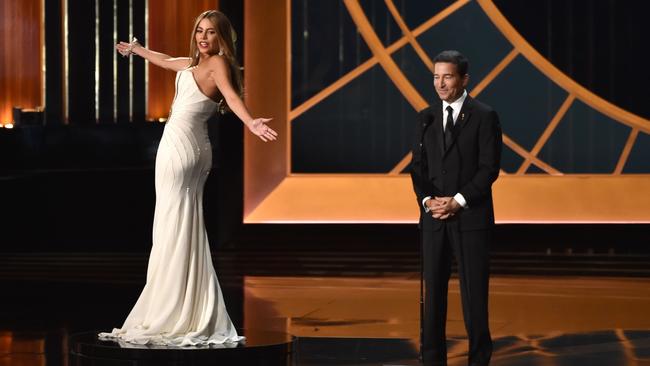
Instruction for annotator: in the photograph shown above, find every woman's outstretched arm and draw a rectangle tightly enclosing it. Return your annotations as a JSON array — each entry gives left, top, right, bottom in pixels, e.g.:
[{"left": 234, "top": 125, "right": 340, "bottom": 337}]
[
  {"left": 207, "top": 55, "right": 277, "bottom": 142},
  {"left": 115, "top": 39, "right": 190, "bottom": 72}
]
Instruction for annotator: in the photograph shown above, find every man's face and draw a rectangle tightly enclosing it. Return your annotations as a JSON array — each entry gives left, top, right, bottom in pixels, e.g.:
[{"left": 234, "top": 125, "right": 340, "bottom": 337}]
[{"left": 433, "top": 62, "right": 468, "bottom": 103}]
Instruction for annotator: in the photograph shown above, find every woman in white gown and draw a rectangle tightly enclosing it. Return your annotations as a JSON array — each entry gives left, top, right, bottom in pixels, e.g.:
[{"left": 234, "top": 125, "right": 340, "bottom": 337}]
[{"left": 99, "top": 10, "right": 277, "bottom": 346}]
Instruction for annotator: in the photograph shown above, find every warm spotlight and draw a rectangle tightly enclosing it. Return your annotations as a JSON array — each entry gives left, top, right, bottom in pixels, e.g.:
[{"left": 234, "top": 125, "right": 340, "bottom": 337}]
[
  {"left": 158, "top": 118, "right": 167, "bottom": 123},
  {"left": 4, "top": 123, "right": 14, "bottom": 129}
]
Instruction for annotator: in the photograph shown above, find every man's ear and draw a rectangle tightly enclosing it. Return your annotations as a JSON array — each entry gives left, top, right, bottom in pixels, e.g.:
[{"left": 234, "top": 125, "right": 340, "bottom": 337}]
[{"left": 462, "top": 74, "right": 469, "bottom": 88}]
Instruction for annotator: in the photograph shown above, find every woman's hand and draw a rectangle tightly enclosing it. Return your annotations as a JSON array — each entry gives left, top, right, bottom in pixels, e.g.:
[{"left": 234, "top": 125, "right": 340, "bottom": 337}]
[
  {"left": 247, "top": 118, "right": 278, "bottom": 142},
  {"left": 116, "top": 38, "right": 140, "bottom": 57}
]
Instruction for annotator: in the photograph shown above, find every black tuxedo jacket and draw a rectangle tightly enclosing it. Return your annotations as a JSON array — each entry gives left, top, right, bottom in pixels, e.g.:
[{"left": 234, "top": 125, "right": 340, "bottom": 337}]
[{"left": 410, "top": 95, "right": 502, "bottom": 231}]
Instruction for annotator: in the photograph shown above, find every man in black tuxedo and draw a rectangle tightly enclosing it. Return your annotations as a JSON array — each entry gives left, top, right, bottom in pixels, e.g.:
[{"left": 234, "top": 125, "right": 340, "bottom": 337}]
[{"left": 410, "top": 50, "right": 502, "bottom": 366}]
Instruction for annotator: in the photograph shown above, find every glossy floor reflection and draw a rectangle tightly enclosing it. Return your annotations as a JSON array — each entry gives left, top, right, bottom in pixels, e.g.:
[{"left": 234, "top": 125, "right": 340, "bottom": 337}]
[
  {"left": 1, "top": 276, "right": 649, "bottom": 365},
  {"left": 245, "top": 275, "right": 650, "bottom": 365}
]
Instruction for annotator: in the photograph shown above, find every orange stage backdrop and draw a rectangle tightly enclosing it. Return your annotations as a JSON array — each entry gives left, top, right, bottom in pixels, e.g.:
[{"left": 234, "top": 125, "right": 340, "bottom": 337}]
[
  {"left": 147, "top": 0, "right": 219, "bottom": 120},
  {"left": 0, "top": 0, "right": 43, "bottom": 124},
  {"left": 243, "top": 0, "right": 290, "bottom": 217},
  {"left": 1, "top": 0, "right": 219, "bottom": 123}
]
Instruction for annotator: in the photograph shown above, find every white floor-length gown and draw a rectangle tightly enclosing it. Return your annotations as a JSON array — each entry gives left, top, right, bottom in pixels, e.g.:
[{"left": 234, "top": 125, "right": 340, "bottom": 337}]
[{"left": 99, "top": 68, "right": 244, "bottom": 346}]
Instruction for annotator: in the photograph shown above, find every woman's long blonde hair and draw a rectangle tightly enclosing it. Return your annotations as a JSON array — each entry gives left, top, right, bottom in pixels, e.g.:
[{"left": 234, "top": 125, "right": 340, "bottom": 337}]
[{"left": 188, "top": 10, "right": 243, "bottom": 112}]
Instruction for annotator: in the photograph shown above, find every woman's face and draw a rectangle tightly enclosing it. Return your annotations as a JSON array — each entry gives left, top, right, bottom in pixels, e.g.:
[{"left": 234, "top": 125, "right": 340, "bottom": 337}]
[{"left": 195, "top": 18, "right": 219, "bottom": 55}]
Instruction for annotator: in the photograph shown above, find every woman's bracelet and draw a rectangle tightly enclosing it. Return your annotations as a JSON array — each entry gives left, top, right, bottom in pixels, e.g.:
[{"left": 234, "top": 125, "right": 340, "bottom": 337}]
[{"left": 124, "top": 37, "right": 139, "bottom": 57}]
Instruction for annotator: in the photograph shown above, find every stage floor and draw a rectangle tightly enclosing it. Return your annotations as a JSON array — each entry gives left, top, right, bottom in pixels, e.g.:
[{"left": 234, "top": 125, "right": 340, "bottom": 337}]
[
  {"left": 245, "top": 275, "right": 650, "bottom": 365},
  {"left": 1, "top": 275, "right": 649, "bottom": 365}
]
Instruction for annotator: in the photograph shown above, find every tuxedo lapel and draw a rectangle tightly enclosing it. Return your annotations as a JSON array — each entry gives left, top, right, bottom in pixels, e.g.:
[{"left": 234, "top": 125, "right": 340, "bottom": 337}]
[{"left": 432, "top": 102, "right": 445, "bottom": 155}]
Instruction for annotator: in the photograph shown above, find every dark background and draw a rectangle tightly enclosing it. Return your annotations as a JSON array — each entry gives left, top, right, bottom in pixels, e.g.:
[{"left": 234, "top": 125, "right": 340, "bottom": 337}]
[
  {"left": 290, "top": 0, "right": 650, "bottom": 173},
  {"left": 498, "top": 0, "right": 649, "bottom": 120},
  {"left": 292, "top": 0, "right": 649, "bottom": 119}
]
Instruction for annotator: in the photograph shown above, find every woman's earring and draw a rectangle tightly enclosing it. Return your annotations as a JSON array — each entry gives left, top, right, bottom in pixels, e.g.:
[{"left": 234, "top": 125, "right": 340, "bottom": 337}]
[{"left": 218, "top": 49, "right": 224, "bottom": 56}]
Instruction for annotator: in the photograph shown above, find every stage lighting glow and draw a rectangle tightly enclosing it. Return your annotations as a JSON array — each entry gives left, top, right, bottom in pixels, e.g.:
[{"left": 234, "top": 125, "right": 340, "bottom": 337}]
[
  {"left": 158, "top": 118, "right": 167, "bottom": 123},
  {"left": 4, "top": 123, "right": 14, "bottom": 129}
]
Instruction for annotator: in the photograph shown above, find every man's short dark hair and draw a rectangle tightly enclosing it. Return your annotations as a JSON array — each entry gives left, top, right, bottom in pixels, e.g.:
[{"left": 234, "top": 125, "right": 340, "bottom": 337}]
[{"left": 433, "top": 50, "right": 469, "bottom": 76}]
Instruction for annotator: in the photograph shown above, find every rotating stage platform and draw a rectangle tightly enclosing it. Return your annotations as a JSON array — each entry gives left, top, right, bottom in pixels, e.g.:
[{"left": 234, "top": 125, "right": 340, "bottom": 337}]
[{"left": 69, "top": 329, "right": 293, "bottom": 366}]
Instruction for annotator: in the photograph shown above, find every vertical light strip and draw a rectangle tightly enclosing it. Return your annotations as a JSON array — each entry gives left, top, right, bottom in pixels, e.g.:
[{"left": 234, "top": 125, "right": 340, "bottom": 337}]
[
  {"left": 95, "top": 0, "right": 100, "bottom": 122},
  {"left": 113, "top": 0, "right": 117, "bottom": 122},
  {"left": 128, "top": 0, "right": 133, "bottom": 122},
  {"left": 286, "top": 0, "right": 292, "bottom": 174},
  {"left": 41, "top": 0, "right": 46, "bottom": 115},
  {"left": 144, "top": 0, "right": 148, "bottom": 121},
  {"left": 63, "top": 0, "right": 69, "bottom": 123}
]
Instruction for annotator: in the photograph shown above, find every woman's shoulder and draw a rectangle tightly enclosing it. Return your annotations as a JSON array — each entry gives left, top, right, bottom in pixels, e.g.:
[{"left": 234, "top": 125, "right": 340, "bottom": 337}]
[{"left": 204, "top": 54, "right": 228, "bottom": 69}]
